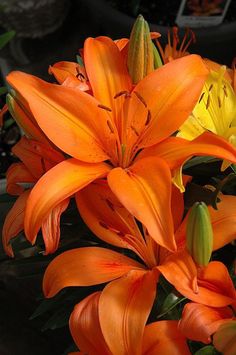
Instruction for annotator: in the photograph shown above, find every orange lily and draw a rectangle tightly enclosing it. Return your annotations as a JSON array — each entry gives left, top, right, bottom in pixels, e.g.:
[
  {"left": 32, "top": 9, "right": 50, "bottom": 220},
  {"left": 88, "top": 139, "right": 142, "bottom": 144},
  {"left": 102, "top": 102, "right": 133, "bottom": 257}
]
[
  {"left": 48, "top": 60, "right": 90, "bottom": 91},
  {"left": 42, "top": 182, "right": 236, "bottom": 354},
  {"left": 6, "top": 36, "right": 236, "bottom": 251},
  {"left": 179, "top": 302, "right": 235, "bottom": 344},
  {"left": 155, "top": 27, "right": 196, "bottom": 64},
  {"left": 2, "top": 136, "right": 67, "bottom": 256},
  {"left": 68, "top": 291, "right": 191, "bottom": 355}
]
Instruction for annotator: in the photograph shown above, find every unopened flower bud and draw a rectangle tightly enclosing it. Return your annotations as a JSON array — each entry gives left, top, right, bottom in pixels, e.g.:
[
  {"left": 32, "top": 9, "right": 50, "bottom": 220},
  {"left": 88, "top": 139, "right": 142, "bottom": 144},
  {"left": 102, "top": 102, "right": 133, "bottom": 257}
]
[
  {"left": 213, "top": 321, "right": 236, "bottom": 355},
  {"left": 128, "top": 15, "right": 154, "bottom": 84},
  {"left": 186, "top": 202, "right": 213, "bottom": 267}
]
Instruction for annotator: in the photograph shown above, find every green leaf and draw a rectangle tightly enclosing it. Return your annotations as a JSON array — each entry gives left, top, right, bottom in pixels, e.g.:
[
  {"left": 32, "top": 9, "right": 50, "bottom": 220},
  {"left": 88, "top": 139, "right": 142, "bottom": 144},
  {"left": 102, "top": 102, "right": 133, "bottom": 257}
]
[
  {"left": 0, "top": 86, "right": 8, "bottom": 95},
  {"left": 3, "top": 118, "right": 15, "bottom": 129},
  {"left": 157, "top": 292, "right": 186, "bottom": 320},
  {"left": 76, "top": 55, "right": 84, "bottom": 66},
  {"left": 0, "top": 30, "right": 15, "bottom": 50},
  {"left": 194, "top": 345, "right": 218, "bottom": 355},
  {"left": 41, "top": 306, "right": 72, "bottom": 331}
]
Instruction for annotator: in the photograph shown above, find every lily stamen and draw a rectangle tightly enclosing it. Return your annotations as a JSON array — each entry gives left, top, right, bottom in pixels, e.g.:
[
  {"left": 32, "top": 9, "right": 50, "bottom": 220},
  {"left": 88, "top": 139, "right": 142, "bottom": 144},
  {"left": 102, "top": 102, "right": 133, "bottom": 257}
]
[
  {"left": 98, "top": 104, "right": 112, "bottom": 112},
  {"left": 133, "top": 91, "right": 147, "bottom": 107}
]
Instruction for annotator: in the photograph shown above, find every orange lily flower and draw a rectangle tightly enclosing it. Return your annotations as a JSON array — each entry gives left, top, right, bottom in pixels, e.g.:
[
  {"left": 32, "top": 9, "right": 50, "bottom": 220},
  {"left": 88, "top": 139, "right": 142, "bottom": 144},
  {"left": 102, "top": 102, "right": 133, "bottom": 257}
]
[
  {"left": 179, "top": 302, "right": 235, "bottom": 344},
  {"left": 68, "top": 291, "right": 191, "bottom": 355},
  {"left": 42, "top": 182, "right": 236, "bottom": 354},
  {"left": 155, "top": 27, "right": 196, "bottom": 64},
  {"left": 6, "top": 36, "right": 236, "bottom": 252},
  {"left": 2, "top": 136, "right": 67, "bottom": 256},
  {"left": 48, "top": 61, "right": 90, "bottom": 91}
]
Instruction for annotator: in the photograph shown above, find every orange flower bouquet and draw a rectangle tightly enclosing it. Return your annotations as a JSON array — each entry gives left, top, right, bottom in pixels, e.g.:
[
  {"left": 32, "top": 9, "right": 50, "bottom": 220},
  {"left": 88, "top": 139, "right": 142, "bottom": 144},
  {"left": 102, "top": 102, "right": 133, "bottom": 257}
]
[{"left": 1, "top": 15, "right": 236, "bottom": 354}]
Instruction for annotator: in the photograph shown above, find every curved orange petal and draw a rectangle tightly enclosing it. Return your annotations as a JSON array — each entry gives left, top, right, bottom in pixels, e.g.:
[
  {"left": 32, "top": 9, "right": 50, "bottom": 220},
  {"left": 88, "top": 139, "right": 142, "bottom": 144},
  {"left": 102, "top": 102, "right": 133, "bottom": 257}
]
[
  {"left": 142, "top": 321, "right": 191, "bottom": 355},
  {"left": 69, "top": 292, "right": 111, "bottom": 355},
  {"left": 49, "top": 61, "right": 89, "bottom": 91},
  {"left": 208, "top": 194, "right": 236, "bottom": 250},
  {"left": 161, "top": 257, "right": 236, "bottom": 307},
  {"left": 108, "top": 156, "right": 176, "bottom": 251},
  {"left": 142, "top": 132, "right": 236, "bottom": 170},
  {"left": 6, "top": 163, "right": 35, "bottom": 195},
  {"left": 43, "top": 247, "right": 144, "bottom": 297},
  {"left": 158, "top": 250, "right": 198, "bottom": 295},
  {"left": 179, "top": 302, "right": 234, "bottom": 344},
  {"left": 7, "top": 71, "right": 110, "bottom": 162},
  {"left": 12, "top": 136, "right": 64, "bottom": 179},
  {"left": 75, "top": 181, "right": 145, "bottom": 253},
  {"left": 2, "top": 189, "right": 31, "bottom": 257},
  {"left": 41, "top": 198, "right": 70, "bottom": 254},
  {"left": 24, "top": 158, "right": 111, "bottom": 243},
  {"left": 84, "top": 36, "right": 132, "bottom": 112},
  {"left": 99, "top": 269, "right": 158, "bottom": 355},
  {"left": 49, "top": 61, "right": 81, "bottom": 82},
  {"left": 134, "top": 54, "right": 208, "bottom": 147}
]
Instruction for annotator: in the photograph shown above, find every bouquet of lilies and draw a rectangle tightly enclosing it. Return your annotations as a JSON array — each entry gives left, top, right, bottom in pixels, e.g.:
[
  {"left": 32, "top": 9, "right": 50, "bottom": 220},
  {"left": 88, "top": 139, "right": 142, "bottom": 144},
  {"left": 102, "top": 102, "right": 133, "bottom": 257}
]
[{"left": 2, "top": 15, "right": 236, "bottom": 354}]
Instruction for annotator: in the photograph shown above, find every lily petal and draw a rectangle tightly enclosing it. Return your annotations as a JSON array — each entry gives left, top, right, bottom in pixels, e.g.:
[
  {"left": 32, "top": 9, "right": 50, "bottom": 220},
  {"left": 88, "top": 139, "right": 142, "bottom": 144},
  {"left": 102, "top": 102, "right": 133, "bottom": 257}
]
[
  {"left": 2, "top": 189, "right": 31, "bottom": 257},
  {"left": 7, "top": 71, "right": 110, "bottom": 162},
  {"left": 43, "top": 247, "right": 144, "bottom": 297},
  {"left": 208, "top": 194, "right": 236, "bottom": 250},
  {"left": 161, "top": 256, "right": 236, "bottom": 307},
  {"left": 6, "top": 163, "right": 35, "bottom": 195},
  {"left": 142, "top": 321, "right": 191, "bottom": 355},
  {"left": 140, "top": 132, "right": 236, "bottom": 170},
  {"left": 99, "top": 269, "right": 158, "bottom": 355},
  {"left": 24, "top": 158, "right": 111, "bottom": 243},
  {"left": 84, "top": 37, "right": 132, "bottom": 113},
  {"left": 179, "top": 302, "right": 234, "bottom": 344},
  {"left": 108, "top": 156, "right": 176, "bottom": 251},
  {"left": 134, "top": 54, "right": 208, "bottom": 147},
  {"left": 75, "top": 181, "right": 144, "bottom": 252},
  {"left": 41, "top": 198, "right": 70, "bottom": 254},
  {"left": 12, "top": 136, "right": 64, "bottom": 179},
  {"left": 69, "top": 292, "right": 111, "bottom": 355},
  {"left": 157, "top": 250, "right": 198, "bottom": 295}
]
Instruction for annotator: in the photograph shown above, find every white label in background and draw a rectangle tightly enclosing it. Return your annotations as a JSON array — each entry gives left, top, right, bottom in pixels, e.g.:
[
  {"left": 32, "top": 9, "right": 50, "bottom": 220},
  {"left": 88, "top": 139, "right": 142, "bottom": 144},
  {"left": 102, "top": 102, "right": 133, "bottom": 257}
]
[{"left": 176, "top": 0, "right": 232, "bottom": 28}]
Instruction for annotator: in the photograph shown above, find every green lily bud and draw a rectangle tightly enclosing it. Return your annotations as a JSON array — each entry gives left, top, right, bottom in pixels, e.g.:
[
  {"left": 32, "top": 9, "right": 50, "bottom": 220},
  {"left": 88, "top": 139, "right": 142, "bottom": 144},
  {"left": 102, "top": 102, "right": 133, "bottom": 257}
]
[
  {"left": 186, "top": 202, "right": 213, "bottom": 267},
  {"left": 128, "top": 15, "right": 154, "bottom": 84}
]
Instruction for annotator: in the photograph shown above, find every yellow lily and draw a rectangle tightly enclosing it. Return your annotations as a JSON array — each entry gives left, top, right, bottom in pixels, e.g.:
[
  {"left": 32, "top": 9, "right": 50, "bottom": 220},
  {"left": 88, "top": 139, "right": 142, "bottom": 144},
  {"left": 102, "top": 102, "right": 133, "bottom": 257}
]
[{"left": 178, "top": 66, "right": 236, "bottom": 170}]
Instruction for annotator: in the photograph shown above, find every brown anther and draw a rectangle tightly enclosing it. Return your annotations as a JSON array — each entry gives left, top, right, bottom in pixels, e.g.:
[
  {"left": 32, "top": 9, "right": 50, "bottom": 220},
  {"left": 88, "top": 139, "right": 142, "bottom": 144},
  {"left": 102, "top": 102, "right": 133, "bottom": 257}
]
[
  {"left": 208, "top": 84, "right": 213, "bottom": 91},
  {"left": 98, "top": 104, "right": 112, "bottom": 112},
  {"left": 145, "top": 110, "right": 151, "bottom": 125},
  {"left": 206, "top": 95, "right": 211, "bottom": 109},
  {"left": 99, "top": 221, "right": 109, "bottom": 229},
  {"left": 107, "top": 120, "right": 114, "bottom": 133},
  {"left": 223, "top": 85, "right": 228, "bottom": 97},
  {"left": 198, "top": 92, "right": 205, "bottom": 103},
  {"left": 131, "top": 125, "right": 139, "bottom": 136},
  {"left": 218, "top": 96, "right": 222, "bottom": 108},
  {"left": 114, "top": 91, "right": 130, "bottom": 99},
  {"left": 133, "top": 91, "right": 147, "bottom": 107},
  {"left": 106, "top": 199, "right": 115, "bottom": 211}
]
